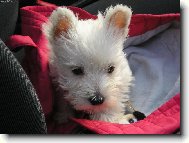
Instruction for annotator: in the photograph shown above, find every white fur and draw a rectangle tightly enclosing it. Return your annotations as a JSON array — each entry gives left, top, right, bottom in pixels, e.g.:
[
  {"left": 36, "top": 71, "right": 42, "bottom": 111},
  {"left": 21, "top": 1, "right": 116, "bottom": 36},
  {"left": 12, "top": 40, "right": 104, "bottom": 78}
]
[{"left": 43, "top": 5, "right": 134, "bottom": 123}]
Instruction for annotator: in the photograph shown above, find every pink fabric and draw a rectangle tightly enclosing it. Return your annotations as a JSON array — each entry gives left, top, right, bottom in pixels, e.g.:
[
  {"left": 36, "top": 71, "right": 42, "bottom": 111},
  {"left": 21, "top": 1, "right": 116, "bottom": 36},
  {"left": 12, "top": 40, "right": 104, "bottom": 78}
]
[
  {"left": 6, "top": 35, "right": 37, "bottom": 51},
  {"left": 129, "top": 14, "right": 179, "bottom": 36},
  {"left": 6, "top": 6, "right": 180, "bottom": 134}
]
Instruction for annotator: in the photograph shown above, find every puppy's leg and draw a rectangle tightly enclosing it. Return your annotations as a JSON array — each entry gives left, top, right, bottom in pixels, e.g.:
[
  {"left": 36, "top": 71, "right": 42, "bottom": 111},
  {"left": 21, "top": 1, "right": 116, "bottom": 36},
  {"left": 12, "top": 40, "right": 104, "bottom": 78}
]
[
  {"left": 90, "top": 112, "right": 136, "bottom": 124},
  {"left": 117, "top": 114, "right": 137, "bottom": 124}
]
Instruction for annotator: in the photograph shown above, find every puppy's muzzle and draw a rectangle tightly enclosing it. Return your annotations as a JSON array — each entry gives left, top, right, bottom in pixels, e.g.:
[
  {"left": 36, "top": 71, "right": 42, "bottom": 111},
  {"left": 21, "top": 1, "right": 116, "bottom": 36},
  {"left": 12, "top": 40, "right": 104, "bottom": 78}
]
[{"left": 88, "top": 93, "right": 104, "bottom": 105}]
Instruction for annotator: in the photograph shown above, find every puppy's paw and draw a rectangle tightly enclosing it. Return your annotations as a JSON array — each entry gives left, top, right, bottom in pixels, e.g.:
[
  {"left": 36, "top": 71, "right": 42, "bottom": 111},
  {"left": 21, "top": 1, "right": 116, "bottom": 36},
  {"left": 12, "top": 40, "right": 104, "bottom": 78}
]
[{"left": 118, "top": 114, "right": 137, "bottom": 124}]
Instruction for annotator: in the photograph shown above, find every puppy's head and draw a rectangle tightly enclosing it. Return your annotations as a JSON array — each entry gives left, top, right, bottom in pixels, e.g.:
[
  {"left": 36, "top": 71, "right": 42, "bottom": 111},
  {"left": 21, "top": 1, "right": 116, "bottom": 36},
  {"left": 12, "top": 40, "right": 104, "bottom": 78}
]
[{"left": 43, "top": 5, "right": 133, "bottom": 114}]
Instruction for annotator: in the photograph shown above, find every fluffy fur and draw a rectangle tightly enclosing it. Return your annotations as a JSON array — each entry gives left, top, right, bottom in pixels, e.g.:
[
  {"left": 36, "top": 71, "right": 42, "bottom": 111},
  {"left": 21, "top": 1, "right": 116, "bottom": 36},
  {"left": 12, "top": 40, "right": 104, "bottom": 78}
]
[{"left": 43, "top": 5, "right": 134, "bottom": 124}]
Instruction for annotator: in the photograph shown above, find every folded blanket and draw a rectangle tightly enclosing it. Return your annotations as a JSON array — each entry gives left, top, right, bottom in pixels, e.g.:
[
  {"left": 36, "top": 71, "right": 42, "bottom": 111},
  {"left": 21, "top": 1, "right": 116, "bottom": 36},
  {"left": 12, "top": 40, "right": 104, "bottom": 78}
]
[{"left": 125, "top": 21, "right": 180, "bottom": 115}]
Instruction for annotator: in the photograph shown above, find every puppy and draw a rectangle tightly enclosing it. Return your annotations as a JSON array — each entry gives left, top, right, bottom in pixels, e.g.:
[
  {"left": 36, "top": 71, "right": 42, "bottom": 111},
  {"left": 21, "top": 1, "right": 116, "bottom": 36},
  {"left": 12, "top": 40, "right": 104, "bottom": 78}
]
[{"left": 43, "top": 5, "right": 134, "bottom": 124}]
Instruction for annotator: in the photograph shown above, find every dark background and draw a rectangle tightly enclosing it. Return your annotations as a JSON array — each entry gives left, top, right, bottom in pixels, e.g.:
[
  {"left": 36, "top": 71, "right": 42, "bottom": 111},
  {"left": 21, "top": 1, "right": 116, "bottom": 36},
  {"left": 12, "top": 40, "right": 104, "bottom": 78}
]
[{"left": 0, "top": 0, "right": 180, "bottom": 42}]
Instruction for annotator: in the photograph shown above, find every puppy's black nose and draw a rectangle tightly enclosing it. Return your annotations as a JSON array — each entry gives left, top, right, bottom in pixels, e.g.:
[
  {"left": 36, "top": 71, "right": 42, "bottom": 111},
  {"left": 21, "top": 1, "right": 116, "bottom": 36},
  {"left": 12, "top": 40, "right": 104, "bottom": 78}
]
[{"left": 88, "top": 93, "right": 104, "bottom": 105}]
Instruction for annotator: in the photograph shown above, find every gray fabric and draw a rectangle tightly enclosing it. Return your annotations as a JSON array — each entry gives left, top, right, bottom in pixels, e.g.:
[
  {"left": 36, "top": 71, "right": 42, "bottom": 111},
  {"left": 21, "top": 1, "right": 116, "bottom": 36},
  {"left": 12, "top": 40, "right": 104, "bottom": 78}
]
[
  {"left": 0, "top": 39, "right": 47, "bottom": 134},
  {"left": 124, "top": 22, "right": 180, "bottom": 115}
]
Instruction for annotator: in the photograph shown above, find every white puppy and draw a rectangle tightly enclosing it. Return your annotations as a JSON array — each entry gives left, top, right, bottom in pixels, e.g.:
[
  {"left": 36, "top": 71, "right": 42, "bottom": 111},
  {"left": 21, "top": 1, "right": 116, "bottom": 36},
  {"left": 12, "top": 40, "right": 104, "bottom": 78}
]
[{"left": 43, "top": 5, "right": 134, "bottom": 124}]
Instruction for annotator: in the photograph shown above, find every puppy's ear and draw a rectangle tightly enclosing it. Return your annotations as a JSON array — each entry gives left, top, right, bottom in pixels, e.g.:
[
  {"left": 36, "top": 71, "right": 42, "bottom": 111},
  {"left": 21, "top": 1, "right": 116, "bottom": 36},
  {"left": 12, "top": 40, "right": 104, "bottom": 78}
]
[
  {"left": 104, "top": 5, "right": 132, "bottom": 37},
  {"left": 43, "top": 7, "right": 77, "bottom": 41}
]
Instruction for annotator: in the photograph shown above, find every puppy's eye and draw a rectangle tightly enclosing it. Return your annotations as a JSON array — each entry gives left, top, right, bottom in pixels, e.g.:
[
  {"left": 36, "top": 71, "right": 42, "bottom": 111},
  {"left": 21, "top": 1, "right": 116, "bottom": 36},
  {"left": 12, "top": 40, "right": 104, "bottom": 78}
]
[
  {"left": 107, "top": 65, "right": 115, "bottom": 74},
  {"left": 72, "top": 67, "right": 84, "bottom": 75}
]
